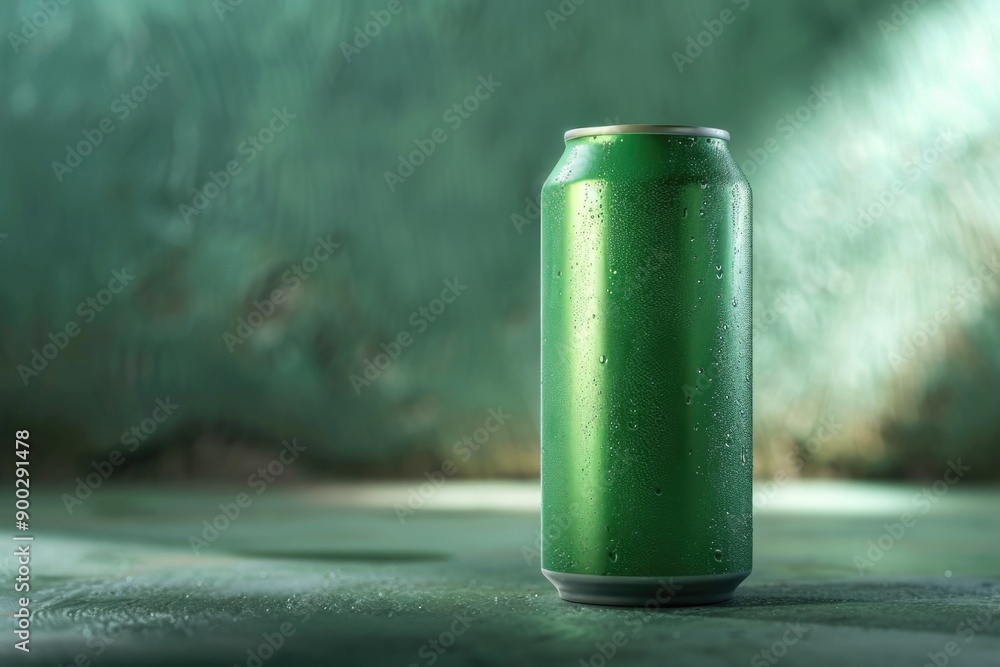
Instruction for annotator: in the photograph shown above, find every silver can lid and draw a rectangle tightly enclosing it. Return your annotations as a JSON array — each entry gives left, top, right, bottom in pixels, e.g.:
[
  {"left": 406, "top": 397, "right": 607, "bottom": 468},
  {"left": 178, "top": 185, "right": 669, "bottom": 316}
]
[{"left": 564, "top": 124, "right": 730, "bottom": 142}]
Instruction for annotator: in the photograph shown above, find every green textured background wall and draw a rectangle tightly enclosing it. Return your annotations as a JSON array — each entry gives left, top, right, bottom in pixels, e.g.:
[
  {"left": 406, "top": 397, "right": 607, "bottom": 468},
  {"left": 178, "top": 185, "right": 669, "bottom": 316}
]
[{"left": 1, "top": 0, "right": 999, "bottom": 481}]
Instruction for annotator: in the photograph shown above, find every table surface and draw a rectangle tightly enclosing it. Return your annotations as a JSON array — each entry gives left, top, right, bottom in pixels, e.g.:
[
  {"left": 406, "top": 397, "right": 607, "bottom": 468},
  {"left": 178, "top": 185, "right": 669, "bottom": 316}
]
[{"left": 2, "top": 481, "right": 999, "bottom": 667}]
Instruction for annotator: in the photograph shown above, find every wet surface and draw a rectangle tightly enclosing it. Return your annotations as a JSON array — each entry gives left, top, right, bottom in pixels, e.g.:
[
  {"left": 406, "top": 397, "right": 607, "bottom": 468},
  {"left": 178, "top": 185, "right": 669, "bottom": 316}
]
[{"left": 1, "top": 481, "right": 998, "bottom": 666}]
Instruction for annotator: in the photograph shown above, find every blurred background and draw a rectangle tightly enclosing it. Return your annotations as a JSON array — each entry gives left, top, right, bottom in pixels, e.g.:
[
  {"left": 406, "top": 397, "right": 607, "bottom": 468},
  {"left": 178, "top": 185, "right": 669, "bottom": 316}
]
[{"left": 2, "top": 0, "right": 999, "bottom": 485}]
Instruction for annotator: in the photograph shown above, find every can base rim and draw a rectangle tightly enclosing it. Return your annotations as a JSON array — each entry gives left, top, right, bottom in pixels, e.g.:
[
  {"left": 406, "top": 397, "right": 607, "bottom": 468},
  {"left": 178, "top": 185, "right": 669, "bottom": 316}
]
[{"left": 541, "top": 568, "right": 751, "bottom": 607}]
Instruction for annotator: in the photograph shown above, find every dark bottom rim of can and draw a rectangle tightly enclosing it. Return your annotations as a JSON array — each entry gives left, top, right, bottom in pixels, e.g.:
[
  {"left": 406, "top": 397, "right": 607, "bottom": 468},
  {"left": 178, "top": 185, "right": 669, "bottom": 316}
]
[{"left": 541, "top": 569, "right": 751, "bottom": 607}]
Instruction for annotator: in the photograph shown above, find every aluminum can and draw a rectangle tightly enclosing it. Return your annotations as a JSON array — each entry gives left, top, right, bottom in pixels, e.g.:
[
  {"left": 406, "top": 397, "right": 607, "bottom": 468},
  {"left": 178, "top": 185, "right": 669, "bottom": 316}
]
[{"left": 540, "top": 124, "right": 752, "bottom": 606}]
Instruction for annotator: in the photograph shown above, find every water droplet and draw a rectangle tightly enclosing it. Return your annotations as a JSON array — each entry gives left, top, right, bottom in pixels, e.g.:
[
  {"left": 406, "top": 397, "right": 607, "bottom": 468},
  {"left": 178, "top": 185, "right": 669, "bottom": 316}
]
[
  {"left": 697, "top": 367, "right": 704, "bottom": 374},
  {"left": 682, "top": 207, "right": 688, "bottom": 219},
  {"left": 608, "top": 551, "right": 618, "bottom": 562},
  {"left": 713, "top": 549, "right": 723, "bottom": 562},
  {"left": 599, "top": 355, "right": 607, "bottom": 364},
  {"left": 945, "top": 570, "right": 953, "bottom": 578},
  {"left": 654, "top": 487, "right": 662, "bottom": 495},
  {"left": 732, "top": 297, "right": 738, "bottom": 307},
  {"left": 557, "top": 271, "right": 562, "bottom": 277}
]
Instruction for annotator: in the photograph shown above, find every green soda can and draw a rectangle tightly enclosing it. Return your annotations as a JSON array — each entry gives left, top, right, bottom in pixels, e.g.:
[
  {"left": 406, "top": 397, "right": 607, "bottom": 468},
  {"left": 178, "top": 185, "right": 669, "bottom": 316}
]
[{"left": 540, "top": 125, "right": 752, "bottom": 606}]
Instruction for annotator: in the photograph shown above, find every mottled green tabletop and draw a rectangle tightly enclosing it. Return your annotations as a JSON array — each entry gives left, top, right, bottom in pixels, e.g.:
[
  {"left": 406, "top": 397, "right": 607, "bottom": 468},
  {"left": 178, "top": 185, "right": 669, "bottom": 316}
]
[{"left": 2, "top": 481, "right": 998, "bottom": 666}]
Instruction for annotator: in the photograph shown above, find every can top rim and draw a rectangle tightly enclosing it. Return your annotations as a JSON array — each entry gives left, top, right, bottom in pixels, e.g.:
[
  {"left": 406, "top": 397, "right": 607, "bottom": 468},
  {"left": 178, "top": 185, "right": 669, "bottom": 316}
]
[{"left": 564, "top": 125, "right": 730, "bottom": 142}]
